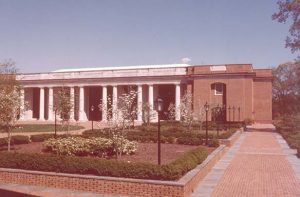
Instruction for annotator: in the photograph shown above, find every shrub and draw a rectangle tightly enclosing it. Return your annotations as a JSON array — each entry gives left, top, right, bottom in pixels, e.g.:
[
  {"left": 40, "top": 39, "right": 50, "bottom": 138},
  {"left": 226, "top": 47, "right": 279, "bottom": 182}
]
[
  {"left": 0, "top": 135, "right": 30, "bottom": 147},
  {"left": 43, "top": 136, "right": 138, "bottom": 157},
  {"left": 30, "top": 134, "right": 55, "bottom": 142},
  {"left": 208, "top": 138, "right": 219, "bottom": 147},
  {"left": 11, "top": 135, "right": 31, "bottom": 145},
  {"left": 177, "top": 137, "right": 202, "bottom": 145},
  {"left": 244, "top": 118, "right": 254, "bottom": 126},
  {"left": 0, "top": 146, "right": 208, "bottom": 181}
]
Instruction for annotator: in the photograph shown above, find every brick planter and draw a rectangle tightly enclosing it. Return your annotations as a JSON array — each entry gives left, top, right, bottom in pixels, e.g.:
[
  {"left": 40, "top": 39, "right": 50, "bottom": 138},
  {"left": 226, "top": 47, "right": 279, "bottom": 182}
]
[{"left": 0, "top": 145, "right": 229, "bottom": 196}]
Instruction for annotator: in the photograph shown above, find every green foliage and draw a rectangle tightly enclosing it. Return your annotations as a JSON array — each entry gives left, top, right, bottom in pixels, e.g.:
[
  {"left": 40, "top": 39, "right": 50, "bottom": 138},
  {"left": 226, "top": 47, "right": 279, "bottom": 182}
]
[
  {"left": 8, "top": 124, "right": 84, "bottom": 133},
  {"left": 82, "top": 121, "right": 237, "bottom": 145},
  {"left": 30, "top": 134, "right": 56, "bottom": 142},
  {"left": 0, "top": 146, "right": 208, "bottom": 180},
  {"left": 272, "top": 62, "right": 300, "bottom": 118},
  {"left": 0, "top": 135, "right": 30, "bottom": 147},
  {"left": 208, "top": 138, "right": 220, "bottom": 147},
  {"left": 244, "top": 118, "right": 254, "bottom": 126},
  {"left": 177, "top": 137, "right": 202, "bottom": 145},
  {"left": 275, "top": 114, "right": 300, "bottom": 158},
  {"left": 43, "top": 136, "right": 138, "bottom": 157}
]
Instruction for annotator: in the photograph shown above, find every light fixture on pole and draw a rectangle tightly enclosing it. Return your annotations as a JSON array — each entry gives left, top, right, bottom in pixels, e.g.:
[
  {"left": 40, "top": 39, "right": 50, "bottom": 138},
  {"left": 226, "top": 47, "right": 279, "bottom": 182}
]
[
  {"left": 54, "top": 107, "right": 57, "bottom": 138},
  {"left": 204, "top": 102, "right": 209, "bottom": 145},
  {"left": 90, "top": 105, "right": 95, "bottom": 131},
  {"left": 154, "top": 97, "right": 164, "bottom": 165}
]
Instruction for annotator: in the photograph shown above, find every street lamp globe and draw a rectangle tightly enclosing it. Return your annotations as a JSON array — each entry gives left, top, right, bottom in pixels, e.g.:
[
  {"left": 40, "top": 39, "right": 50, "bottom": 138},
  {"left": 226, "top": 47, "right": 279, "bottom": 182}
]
[
  {"left": 154, "top": 97, "right": 164, "bottom": 112},
  {"left": 204, "top": 102, "right": 209, "bottom": 112},
  {"left": 90, "top": 105, "right": 95, "bottom": 112}
]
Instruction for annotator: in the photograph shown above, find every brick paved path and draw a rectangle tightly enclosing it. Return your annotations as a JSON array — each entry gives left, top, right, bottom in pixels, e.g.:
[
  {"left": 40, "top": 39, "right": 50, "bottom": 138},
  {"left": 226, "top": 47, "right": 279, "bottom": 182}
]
[{"left": 191, "top": 131, "right": 300, "bottom": 197}]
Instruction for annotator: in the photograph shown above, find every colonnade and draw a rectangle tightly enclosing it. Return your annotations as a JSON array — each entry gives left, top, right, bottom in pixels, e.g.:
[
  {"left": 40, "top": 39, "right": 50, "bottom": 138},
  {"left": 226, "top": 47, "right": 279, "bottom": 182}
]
[{"left": 19, "top": 83, "right": 182, "bottom": 122}]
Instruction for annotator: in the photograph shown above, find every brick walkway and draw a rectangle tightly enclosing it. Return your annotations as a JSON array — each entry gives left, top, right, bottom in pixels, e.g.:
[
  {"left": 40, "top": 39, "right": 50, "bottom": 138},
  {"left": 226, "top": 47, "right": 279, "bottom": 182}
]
[{"left": 191, "top": 130, "right": 300, "bottom": 197}]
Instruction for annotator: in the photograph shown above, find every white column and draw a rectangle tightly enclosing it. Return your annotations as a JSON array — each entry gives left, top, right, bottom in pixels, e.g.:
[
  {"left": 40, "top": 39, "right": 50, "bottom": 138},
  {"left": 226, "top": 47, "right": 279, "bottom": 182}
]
[
  {"left": 48, "top": 87, "right": 54, "bottom": 121},
  {"left": 39, "top": 87, "right": 45, "bottom": 121},
  {"left": 102, "top": 86, "right": 107, "bottom": 121},
  {"left": 70, "top": 87, "right": 75, "bottom": 121},
  {"left": 79, "top": 86, "right": 85, "bottom": 121},
  {"left": 137, "top": 85, "right": 143, "bottom": 121},
  {"left": 175, "top": 83, "right": 181, "bottom": 121},
  {"left": 112, "top": 85, "right": 118, "bottom": 119},
  {"left": 19, "top": 88, "right": 25, "bottom": 120},
  {"left": 148, "top": 84, "right": 154, "bottom": 110}
]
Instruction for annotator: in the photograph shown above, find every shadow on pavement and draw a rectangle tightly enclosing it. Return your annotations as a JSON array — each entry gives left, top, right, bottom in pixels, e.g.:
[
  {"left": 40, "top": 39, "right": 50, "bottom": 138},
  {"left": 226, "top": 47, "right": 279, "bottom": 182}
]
[{"left": 0, "top": 189, "right": 38, "bottom": 197}]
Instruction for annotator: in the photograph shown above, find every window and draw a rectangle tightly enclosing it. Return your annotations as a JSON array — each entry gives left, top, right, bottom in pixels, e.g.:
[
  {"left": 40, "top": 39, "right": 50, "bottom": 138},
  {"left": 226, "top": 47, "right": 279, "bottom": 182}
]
[{"left": 214, "top": 83, "right": 223, "bottom": 95}]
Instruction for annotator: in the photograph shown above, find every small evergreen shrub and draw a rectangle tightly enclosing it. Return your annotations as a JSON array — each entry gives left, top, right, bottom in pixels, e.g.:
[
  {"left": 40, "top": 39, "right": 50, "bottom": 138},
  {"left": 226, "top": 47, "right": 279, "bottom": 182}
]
[{"left": 0, "top": 146, "right": 208, "bottom": 181}]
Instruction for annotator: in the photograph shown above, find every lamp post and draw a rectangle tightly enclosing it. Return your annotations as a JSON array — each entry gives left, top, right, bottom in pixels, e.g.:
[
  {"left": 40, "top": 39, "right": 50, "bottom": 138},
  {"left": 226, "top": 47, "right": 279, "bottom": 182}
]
[
  {"left": 90, "top": 105, "right": 95, "bottom": 131},
  {"left": 54, "top": 107, "right": 57, "bottom": 138},
  {"left": 204, "top": 102, "right": 209, "bottom": 145},
  {"left": 154, "top": 97, "right": 164, "bottom": 165},
  {"left": 238, "top": 107, "right": 241, "bottom": 122}
]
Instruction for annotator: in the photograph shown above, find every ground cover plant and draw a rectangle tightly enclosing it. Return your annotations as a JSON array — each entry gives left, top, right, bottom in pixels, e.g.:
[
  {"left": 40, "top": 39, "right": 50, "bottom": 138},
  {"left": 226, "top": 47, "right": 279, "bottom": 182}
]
[
  {"left": 8, "top": 124, "right": 84, "bottom": 133},
  {"left": 275, "top": 115, "right": 300, "bottom": 158}
]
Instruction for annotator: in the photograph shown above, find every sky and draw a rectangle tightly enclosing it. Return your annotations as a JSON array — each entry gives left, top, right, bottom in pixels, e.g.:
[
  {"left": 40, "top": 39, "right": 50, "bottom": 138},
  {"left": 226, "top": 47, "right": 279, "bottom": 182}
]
[{"left": 0, "top": 0, "right": 296, "bottom": 73}]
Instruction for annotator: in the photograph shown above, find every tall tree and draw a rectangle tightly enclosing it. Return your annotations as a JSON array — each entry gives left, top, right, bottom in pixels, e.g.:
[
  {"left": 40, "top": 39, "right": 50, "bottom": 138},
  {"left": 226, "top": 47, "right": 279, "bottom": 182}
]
[
  {"left": 0, "top": 61, "right": 23, "bottom": 151},
  {"left": 273, "top": 0, "right": 300, "bottom": 54},
  {"left": 272, "top": 62, "right": 300, "bottom": 117}
]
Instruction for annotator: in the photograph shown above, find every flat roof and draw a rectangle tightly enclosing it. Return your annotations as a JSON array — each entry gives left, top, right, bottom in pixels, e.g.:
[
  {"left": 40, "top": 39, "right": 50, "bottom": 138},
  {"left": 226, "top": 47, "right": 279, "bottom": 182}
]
[{"left": 52, "top": 64, "right": 190, "bottom": 73}]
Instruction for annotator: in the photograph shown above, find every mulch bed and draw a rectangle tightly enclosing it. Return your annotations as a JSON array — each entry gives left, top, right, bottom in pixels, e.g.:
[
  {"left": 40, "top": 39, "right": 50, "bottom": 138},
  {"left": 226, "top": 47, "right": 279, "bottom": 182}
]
[{"left": 3, "top": 142, "right": 215, "bottom": 165}]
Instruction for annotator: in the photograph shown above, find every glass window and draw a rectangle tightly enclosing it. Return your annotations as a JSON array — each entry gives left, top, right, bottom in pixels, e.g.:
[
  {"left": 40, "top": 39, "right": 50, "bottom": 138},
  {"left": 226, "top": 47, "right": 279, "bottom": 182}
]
[{"left": 215, "top": 83, "right": 223, "bottom": 95}]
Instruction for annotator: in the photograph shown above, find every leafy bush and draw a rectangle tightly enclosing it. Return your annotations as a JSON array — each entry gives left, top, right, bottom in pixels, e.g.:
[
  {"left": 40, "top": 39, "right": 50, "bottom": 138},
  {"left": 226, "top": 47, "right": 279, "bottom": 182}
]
[
  {"left": 11, "top": 135, "right": 31, "bottom": 145},
  {"left": 177, "top": 137, "right": 202, "bottom": 145},
  {"left": 208, "top": 138, "right": 220, "bottom": 147},
  {"left": 244, "top": 118, "right": 254, "bottom": 126},
  {"left": 43, "top": 136, "right": 138, "bottom": 157},
  {"left": 0, "top": 135, "right": 30, "bottom": 147},
  {"left": 0, "top": 146, "right": 208, "bottom": 181},
  {"left": 30, "top": 134, "right": 69, "bottom": 142},
  {"left": 30, "top": 134, "right": 56, "bottom": 142}
]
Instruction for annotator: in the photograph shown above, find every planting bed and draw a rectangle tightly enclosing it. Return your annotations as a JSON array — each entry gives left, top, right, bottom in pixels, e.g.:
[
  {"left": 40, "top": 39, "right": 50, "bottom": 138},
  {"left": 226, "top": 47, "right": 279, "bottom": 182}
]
[{"left": 7, "top": 142, "right": 213, "bottom": 165}]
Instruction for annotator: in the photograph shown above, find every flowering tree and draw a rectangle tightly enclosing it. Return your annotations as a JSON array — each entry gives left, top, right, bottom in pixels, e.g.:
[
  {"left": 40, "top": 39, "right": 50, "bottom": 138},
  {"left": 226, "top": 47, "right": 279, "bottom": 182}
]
[
  {"left": 54, "top": 87, "right": 74, "bottom": 134},
  {"left": 167, "top": 102, "right": 176, "bottom": 121},
  {"left": 180, "top": 92, "right": 194, "bottom": 132},
  {"left": 142, "top": 102, "right": 156, "bottom": 126},
  {"left": 0, "top": 61, "right": 23, "bottom": 151},
  {"left": 98, "top": 90, "right": 138, "bottom": 158}
]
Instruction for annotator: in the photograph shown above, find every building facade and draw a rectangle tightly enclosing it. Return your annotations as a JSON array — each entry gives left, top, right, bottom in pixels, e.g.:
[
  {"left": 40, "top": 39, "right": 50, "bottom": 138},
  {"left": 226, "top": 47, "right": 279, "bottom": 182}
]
[{"left": 17, "top": 64, "right": 272, "bottom": 123}]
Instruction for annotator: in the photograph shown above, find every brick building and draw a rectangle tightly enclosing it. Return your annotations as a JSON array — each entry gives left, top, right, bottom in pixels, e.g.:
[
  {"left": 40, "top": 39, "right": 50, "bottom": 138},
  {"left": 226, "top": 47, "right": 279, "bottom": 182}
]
[{"left": 17, "top": 64, "right": 272, "bottom": 123}]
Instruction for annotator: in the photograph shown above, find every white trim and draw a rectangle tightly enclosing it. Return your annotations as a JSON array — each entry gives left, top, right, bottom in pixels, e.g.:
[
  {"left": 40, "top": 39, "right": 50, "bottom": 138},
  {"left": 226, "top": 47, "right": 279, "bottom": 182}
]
[{"left": 52, "top": 64, "right": 190, "bottom": 73}]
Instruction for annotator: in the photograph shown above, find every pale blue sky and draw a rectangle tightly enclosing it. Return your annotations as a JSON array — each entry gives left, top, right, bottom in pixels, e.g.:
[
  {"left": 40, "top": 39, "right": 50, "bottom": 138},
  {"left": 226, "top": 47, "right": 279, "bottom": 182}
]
[{"left": 0, "top": 0, "right": 295, "bottom": 73}]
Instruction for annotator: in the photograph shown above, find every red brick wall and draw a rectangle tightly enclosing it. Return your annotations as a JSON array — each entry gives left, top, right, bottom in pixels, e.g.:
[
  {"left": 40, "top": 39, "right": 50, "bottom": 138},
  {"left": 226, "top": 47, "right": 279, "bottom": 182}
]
[
  {"left": 253, "top": 79, "right": 272, "bottom": 123},
  {"left": 190, "top": 64, "right": 272, "bottom": 122}
]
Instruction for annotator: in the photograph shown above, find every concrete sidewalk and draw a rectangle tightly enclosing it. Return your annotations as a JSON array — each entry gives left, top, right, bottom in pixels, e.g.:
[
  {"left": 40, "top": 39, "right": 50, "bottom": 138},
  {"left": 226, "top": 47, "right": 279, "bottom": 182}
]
[{"left": 191, "top": 126, "right": 300, "bottom": 197}]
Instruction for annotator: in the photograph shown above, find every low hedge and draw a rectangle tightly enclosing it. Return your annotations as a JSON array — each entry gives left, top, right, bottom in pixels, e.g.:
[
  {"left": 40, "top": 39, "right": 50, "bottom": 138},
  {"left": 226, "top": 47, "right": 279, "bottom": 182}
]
[
  {"left": 0, "top": 146, "right": 208, "bottom": 181},
  {"left": 0, "top": 135, "right": 30, "bottom": 147},
  {"left": 30, "top": 134, "right": 69, "bottom": 142}
]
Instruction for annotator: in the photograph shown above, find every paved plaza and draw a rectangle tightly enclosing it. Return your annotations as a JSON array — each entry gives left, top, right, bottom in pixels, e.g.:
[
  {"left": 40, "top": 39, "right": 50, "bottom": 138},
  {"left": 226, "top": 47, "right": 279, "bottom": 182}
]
[
  {"left": 191, "top": 129, "right": 300, "bottom": 197},
  {"left": 1, "top": 125, "right": 299, "bottom": 196}
]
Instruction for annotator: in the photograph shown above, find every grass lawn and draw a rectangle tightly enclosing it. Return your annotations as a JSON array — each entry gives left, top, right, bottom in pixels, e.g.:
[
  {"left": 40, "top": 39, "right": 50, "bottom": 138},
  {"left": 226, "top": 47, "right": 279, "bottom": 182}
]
[{"left": 9, "top": 124, "right": 84, "bottom": 133}]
